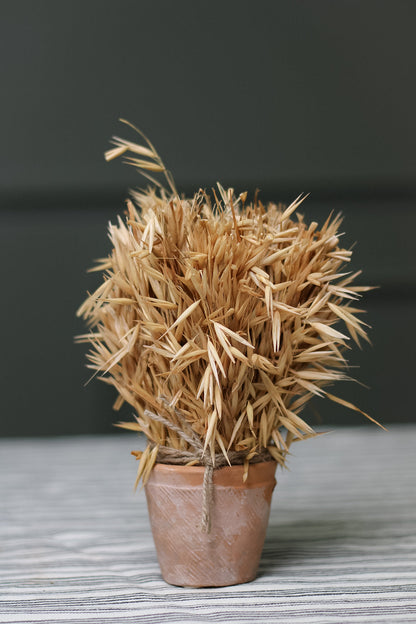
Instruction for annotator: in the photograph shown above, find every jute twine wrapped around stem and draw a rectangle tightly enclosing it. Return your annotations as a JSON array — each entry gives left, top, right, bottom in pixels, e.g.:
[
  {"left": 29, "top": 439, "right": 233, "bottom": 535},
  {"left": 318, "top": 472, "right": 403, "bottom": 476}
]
[{"left": 144, "top": 409, "right": 273, "bottom": 532}]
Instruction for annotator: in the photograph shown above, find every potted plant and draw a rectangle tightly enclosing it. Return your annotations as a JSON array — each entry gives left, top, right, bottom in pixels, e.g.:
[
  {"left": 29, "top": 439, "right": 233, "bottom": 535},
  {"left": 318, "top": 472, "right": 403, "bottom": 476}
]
[{"left": 77, "top": 120, "right": 383, "bottom": 587}]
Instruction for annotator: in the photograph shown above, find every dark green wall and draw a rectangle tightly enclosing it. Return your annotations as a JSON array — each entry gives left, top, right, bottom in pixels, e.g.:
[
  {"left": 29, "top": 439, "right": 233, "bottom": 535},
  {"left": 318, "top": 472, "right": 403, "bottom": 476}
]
[{"left": 1, "top": 1, "right": 415, "bottom": 435}]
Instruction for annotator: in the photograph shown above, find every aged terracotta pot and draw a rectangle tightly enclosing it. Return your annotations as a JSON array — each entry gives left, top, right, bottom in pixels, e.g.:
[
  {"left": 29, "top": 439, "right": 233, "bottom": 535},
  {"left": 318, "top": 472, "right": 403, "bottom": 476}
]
[{"left": 144, "top": 460, "right": 277, "bottom": 587}]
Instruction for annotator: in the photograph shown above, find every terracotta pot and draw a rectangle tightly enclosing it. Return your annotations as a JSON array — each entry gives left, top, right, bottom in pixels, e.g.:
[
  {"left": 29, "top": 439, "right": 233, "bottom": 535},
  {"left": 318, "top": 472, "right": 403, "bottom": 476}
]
[{"left": 144, "top": 460, "right": 277, "bottom": 587}]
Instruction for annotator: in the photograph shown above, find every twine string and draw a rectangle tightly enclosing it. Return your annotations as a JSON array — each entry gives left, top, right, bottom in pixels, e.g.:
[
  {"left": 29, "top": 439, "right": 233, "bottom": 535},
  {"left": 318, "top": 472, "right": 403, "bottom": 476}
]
[
  {"left": 143, "top": 408, "right": 203, "bottom": 454},
  {"left": 201, "top": 461, "right": 214, "bottom": 533}
]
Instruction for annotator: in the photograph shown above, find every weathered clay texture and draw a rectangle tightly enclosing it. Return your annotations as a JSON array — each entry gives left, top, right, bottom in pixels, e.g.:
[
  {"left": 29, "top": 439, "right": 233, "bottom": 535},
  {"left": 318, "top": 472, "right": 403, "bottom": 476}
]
[{"left": 145, "top": 461, "right": 277, "bottom": 587}]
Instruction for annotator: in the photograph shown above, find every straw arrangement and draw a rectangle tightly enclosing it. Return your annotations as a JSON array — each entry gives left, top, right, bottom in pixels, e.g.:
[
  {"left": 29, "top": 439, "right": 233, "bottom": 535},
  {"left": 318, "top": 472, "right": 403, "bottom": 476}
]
[{"left": 77, "top": 121, "right": 381, "bottom": 486}]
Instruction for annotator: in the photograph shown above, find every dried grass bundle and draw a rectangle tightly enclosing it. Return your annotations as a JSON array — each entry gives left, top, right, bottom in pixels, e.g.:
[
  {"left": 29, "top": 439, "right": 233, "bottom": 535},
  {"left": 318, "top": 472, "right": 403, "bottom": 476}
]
[{"left": 77, "top": 121, "right": 382, "bottom": 486}]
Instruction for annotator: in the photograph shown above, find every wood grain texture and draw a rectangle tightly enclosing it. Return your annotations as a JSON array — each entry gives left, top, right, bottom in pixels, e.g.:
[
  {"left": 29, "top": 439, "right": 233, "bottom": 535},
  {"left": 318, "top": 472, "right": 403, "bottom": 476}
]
[{"left": 1, "top": 427, "right": 416, "bottom": 622}]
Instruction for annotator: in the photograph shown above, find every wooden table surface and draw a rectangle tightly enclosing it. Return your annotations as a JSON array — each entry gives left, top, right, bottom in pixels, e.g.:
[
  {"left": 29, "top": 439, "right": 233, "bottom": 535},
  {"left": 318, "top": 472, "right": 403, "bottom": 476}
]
[{"left": 1, "top": 426, "right": 415, "bottom": 623}]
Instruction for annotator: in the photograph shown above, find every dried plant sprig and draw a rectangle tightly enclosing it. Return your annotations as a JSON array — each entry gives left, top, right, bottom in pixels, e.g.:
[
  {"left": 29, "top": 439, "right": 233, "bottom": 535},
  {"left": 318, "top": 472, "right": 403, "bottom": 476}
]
[
  {"left": 104, "top": 118, "right": 177, "bottom": 196},
  {"left": 77, "top": 127, "right": 384, "bottom": 485}
]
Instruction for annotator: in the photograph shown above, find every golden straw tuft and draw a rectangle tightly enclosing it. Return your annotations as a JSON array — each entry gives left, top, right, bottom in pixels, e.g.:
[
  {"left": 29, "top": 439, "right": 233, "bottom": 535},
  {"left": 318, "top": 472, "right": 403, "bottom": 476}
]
[{"left": 77, "top": 121, "right": 383, "bottom": 485}]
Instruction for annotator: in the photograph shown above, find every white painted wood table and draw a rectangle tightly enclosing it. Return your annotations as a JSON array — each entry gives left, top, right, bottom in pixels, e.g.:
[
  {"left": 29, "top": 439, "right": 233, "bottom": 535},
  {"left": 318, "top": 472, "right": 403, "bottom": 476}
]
[{"left": 1, "top": 426, "right": 415, "bottom": 623}]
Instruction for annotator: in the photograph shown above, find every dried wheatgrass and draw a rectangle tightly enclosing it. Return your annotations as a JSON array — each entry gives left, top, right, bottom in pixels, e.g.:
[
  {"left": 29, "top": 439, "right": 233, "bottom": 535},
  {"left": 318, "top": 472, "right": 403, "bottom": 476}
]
[{"left": 77, "top": 120, "right": 384, "bottom": 487}]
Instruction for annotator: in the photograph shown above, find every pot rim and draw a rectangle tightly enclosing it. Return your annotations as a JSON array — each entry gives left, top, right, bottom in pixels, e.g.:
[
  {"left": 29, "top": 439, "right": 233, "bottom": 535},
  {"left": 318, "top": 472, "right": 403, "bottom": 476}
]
[{"left": 147, "top": 460, "right": 277, "bottom": 487}]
